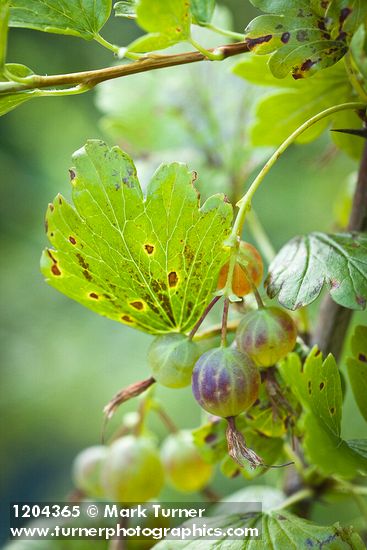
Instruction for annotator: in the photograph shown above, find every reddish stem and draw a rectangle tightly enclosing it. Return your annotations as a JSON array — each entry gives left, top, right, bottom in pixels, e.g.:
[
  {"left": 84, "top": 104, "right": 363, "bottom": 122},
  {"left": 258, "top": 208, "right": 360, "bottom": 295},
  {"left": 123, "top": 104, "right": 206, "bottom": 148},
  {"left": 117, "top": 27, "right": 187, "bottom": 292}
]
[{"left": 189, "top": 295, "right": 222, "bottom": 339}]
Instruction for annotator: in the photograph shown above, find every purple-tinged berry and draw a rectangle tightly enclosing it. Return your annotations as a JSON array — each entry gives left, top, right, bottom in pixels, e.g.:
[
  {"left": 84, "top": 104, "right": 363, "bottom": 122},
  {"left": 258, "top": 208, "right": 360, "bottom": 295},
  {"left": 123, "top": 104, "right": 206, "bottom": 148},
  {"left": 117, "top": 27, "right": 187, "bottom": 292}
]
[
  {"left": 236, "top": 307, "right": 297, "bottom": 367},
  {"left": 192, "top": 347, "right": 260, "bottom": 418},
  {"left": 192, "top": 347, "right": 263, "bottom": 468}
]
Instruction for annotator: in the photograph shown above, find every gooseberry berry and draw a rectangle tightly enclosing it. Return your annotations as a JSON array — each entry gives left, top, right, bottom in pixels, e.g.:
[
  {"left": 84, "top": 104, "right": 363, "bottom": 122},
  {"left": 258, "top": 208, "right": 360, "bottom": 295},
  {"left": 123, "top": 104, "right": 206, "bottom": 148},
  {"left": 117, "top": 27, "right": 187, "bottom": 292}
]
[
  {"left": 101, "top": 435, "right": 164, "bottom": 503},
  {"left": 192, "top": 347, "right": 262, "bottom": 469},
  {"left": 192, "top": 347, "right": 260, "bottom": 418},
  {"left": 72, "top": 445, "right": 108, "bottom": 498},
  {"left": 148, "top": 333, "right": 200, "bottom": 388},
  {"left": 236, "top": 306, "right": 297, "bottom": 367},
  {"left": 160, "top": 430, "right": 213, "bottom": 492},
  {"left": 217, "top": 241, "right": 263, "bottom": 296}
]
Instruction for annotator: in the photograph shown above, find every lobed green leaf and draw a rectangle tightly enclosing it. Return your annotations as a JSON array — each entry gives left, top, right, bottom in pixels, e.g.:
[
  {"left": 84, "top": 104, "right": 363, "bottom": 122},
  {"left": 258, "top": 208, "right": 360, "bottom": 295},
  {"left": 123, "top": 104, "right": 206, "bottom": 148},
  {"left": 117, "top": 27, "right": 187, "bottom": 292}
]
[
  {"left": 128, "top": 0, "right": 191, "bottom": 52},
  {"left": 245, "top": 0, "right": 367, "bottom": 78},
  {"left": 265, "top": 232, "right": 367, "bottom": 311},
  {"left": 347, "top": 325, "right": 367, "bottom": 422},
  {"left": 280, "top": 349, "right": 367, "bottom": 478},
  {"left": 154, "top": 508, "right": 365, "bottom": 549},
  {"left": 9, "top": 0, "right": 112, "bottom": 39},
  {"left": 191, "top": 0, "right": 216, "bottom": 25},
  {"left": 41, "top": 140, "right": 233, "bottom": 335},
  {"left": 232, "top": 56, "right": 361, "bottom": 156}
]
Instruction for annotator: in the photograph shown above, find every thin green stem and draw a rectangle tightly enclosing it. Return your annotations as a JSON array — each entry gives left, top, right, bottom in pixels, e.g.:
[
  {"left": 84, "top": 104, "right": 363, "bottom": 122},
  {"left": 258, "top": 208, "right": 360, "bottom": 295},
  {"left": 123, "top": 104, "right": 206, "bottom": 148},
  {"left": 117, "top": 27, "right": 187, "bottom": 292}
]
[
  {"left": 188, "top": 37, "right": 224, "bottom": 60},
  {"left": 283, "top": 443, "right": 305, "bottom": 475},
  {"left": 38, "top": 83, "right": 93, "bottom": 97},
  {"left": 344, "top": 52, "right": 367, "bottom": 102},
  {"left": 94, "top": 34, "right": 120, "bottom": 55},
  {"left": 188, "top": 295, "right": 222, "bottom": 340},
  {"left": 203, "top": 24, "right": 244, "bottom": 42},
  {"left": 221, "top": 298, "right": 230, "bottom": 346},
  {"left": 193, "top": 319, "right": 239, "bottom": 341},
  {"left": 154, "top": 405, "right": 178, "bottom": 434},
  {"left": 230, "top": 102, "right": 366, "bottom": 244},
  {"left": 274, "top": 488, "right": 313, "bottom": 511},
  {"left": 0, "top": 41, "right": 250, "bottom": 95}
]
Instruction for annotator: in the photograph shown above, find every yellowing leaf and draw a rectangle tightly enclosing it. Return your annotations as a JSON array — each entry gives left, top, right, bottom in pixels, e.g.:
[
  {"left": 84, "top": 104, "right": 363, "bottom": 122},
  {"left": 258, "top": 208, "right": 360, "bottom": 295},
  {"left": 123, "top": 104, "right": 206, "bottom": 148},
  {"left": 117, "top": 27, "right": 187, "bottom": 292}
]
[{"left": 41, "top": 140, "right": 233, "bottom": 335}]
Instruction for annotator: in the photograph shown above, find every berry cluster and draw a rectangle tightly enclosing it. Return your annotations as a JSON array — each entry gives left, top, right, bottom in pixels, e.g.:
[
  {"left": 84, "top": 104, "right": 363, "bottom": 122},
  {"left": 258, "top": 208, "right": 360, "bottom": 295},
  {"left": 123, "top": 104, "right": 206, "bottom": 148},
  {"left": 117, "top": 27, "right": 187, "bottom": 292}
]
[
  {"left": 99, "top": 241, "right": 298, "bottom": 487},
  {"left": 148, "top": 242, "right": 296, "bottom": 467},
  {"left": 72, "top": 428, "right": 213, "bottom": 503}
]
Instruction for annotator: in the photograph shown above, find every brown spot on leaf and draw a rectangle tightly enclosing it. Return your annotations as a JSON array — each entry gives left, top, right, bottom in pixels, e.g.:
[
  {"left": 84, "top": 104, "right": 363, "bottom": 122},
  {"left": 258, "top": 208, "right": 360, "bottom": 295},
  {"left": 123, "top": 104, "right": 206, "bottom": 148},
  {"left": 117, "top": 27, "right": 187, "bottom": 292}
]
[
  {"left": 121, "top": 315, "right": 134, "bottom": 323},
  {"left": 130, "top": 301, "right": 144, "bottom": 310},
  {"left": 44, "top": 220, "right": 48, "bottom": 233},
  {"left": 51, "top": 264, "right": 61, "bottom": 276},
  {"left": 308, "top": 380, "right": 312, "bottom": 394},
  {"left": 301, "top": 58, "right": 316, "bottom": 72},
  {"left": 58, "top": 196, "right": 62, "bottom": 205},
  {"left": 69, "top": 236, "right": 76, "bottom": 245},
  {"left": 184, "top": 245, "right": 195, "bottom": 263},
  {"left": 76, "top": 253, "right": 89, "bottom": 270},
  {"left": 319, "top": 382, "right": 325, "bottom": 390},
  {"left": 47, "top": 250, "right": 57, "bottom": 263},
  {"left": 83, "top": 270, "right": 92, "bottom": 282},
  {"left": 49, "top": 203, "right": 54, "bottom": 212},
  {"left": 330, "top": 407, "right": 335, "bottom": 415},
  {"left": 69, "top": 169, "right": 76, "bottom": 180},
  {"left": 281, "top": 32, "right": 290, "bottom": 43},
  {"left": 89, "top": 292, "right": 99, "bottom": 299},
  {"left": 168, "top": 271, "right": 178, "bottom": 288},
  {"left": 245, "top": 34, "right": 272, "bottom": 50},
  {"left": 144, "top": 244, "right": 154, "bottom": 255}
]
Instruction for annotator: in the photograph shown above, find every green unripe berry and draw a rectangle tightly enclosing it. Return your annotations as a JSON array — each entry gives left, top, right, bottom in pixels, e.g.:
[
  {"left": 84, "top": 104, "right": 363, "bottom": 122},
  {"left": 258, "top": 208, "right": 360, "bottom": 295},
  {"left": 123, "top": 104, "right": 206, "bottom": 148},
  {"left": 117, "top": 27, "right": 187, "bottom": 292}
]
[
  {"left": 101, "top": 436, "right": 164, "bottom": 503},
  {"left": 72, "top": 446, "right": 108, "bottom": 498},
  {"left": 148, "top": 333, "right": 200, "bottom": 388},
  {"left": 192, "top": 347, "right": 260, "bottom": 418},
  {"left": 160, "top": 430, "right": 213, "bottom": 493},
  {"left": 236, "top": 306, "right": 297, "bottom": 367}
]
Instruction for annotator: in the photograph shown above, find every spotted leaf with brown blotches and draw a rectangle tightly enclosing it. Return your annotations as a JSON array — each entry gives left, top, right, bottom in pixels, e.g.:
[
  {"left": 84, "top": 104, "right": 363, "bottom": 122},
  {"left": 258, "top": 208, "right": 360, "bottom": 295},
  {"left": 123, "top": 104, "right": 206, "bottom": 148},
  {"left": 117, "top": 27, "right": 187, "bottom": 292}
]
[
  {"left": 40, "top": 140, "right": 233, "bottom": 334},
  {"left": 246, "top": 0, "right": 367, "bottom": 78}
]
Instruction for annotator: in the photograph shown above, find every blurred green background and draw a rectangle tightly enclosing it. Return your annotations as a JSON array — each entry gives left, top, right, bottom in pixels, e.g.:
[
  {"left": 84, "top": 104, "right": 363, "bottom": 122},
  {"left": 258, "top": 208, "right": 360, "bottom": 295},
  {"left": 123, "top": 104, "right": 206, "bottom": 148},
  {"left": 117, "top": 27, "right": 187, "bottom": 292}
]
[{"left": 1, "top": 0, "right": 366, "bottom": 545}]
